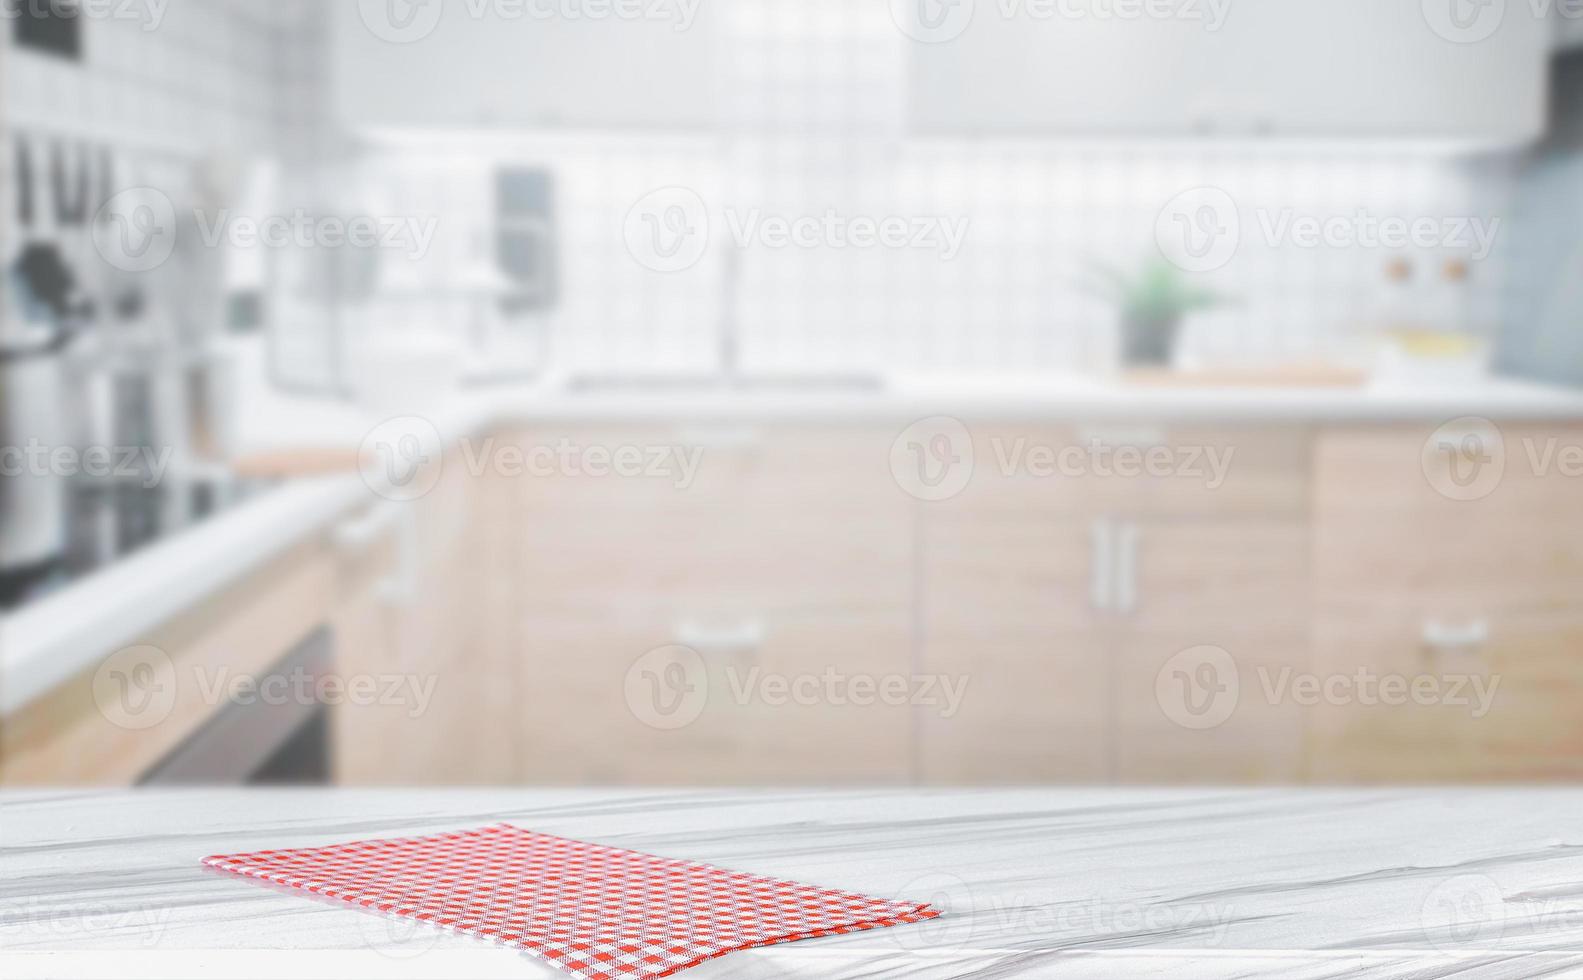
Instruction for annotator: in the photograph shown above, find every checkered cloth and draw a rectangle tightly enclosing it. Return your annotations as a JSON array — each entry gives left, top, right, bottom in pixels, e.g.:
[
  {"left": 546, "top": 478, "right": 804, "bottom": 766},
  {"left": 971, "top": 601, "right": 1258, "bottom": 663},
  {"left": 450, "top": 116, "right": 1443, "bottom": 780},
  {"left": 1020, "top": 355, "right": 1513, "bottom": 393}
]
[{"left": 202, "top": 823, "right": 939, "bottom": 979}]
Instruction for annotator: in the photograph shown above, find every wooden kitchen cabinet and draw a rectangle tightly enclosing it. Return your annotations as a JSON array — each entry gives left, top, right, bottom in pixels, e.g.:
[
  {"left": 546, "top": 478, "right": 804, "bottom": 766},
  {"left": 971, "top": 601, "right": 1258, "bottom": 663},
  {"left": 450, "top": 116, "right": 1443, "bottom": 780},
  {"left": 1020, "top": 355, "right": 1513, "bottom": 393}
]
[
  {"left": 512, "top": 425, "right": 913, "bottom": 785},
  {"left": 333, "top": 449, "right": 519, "bottom": 785},
  {"left": 1309, "top": 424, "right": 1583, "bottom": 782},
  {"left": 1110, "top": 519, "right": 1310, "bottom": 783},
  {"left": 919, "top": 424, "right": 1313, "bottom": 785},
  {"left": 329, "top": 2, "right": 717, "bottom": 130},
  {"left": 920, "top": 511, "right": 1112, "bottom": 783},
  {"left": 0, "top": 541, "right": 337, "bottom": 785}
]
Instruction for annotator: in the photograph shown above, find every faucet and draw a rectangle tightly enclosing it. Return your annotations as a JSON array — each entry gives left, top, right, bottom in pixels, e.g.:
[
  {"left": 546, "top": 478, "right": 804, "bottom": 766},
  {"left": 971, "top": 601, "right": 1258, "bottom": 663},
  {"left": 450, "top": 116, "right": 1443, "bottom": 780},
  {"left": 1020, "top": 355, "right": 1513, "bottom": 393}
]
[{"left": 717, "top": 243, "right": 741, "bottom": 380}]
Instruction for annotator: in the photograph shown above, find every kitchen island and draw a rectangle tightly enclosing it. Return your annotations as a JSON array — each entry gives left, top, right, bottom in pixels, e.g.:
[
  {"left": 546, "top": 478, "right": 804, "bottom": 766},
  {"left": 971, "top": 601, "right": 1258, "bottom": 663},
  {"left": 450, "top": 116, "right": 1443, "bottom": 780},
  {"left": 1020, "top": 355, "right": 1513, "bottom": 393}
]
[{"left": 4, "top": 789, "right": 1582, "bottom": 978}]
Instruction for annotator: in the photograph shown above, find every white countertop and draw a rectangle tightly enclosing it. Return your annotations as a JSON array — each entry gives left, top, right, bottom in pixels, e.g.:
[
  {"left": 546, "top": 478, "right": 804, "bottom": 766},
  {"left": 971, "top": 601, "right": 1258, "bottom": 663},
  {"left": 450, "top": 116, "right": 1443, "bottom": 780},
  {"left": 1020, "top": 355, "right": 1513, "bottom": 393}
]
[
  {"left": 7, "top": 369, "right": 1583, "bottom": 719},
  {"left": 3, "top": 788, "right": 1583, "bottom": 978},
  {"left": 237, "top": 374, "right": 1583, "bottom": 455}
]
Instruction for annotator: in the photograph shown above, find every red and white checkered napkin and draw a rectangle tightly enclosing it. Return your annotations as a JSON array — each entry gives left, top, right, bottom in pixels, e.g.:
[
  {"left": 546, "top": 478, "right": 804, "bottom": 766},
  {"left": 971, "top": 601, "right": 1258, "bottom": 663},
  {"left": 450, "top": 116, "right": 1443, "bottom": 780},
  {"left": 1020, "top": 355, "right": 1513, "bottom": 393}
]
[{"left": 202, "top": 823, "right": 939, "bottom": 980}]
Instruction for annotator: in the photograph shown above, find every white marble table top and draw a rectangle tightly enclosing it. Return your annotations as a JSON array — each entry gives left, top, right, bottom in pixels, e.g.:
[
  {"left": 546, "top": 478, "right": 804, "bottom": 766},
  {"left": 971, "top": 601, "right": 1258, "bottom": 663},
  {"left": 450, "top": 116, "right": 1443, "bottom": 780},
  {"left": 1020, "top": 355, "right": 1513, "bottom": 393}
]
[{"left": 3, "top": 788, "right": 1582, "bottom": 978}]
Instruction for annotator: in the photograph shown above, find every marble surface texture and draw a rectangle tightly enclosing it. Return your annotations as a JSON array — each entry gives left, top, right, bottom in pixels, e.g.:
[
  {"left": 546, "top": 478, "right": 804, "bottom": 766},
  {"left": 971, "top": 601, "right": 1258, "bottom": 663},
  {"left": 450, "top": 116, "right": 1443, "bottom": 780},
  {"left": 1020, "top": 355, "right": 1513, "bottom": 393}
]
[{"left": 3, "top": 788, "right": 1583, "bottom": 978}]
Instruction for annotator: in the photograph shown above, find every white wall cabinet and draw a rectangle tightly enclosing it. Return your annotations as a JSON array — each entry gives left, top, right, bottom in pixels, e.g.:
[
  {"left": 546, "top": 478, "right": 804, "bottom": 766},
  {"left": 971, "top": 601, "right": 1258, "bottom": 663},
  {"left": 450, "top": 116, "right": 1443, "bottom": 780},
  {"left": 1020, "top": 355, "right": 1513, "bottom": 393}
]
[
  {"left": 329, "top": 3, "right": 717, "bottom": 131},
  {"left": 908, "top": 0, "right": 1550, "bottom": 141}
]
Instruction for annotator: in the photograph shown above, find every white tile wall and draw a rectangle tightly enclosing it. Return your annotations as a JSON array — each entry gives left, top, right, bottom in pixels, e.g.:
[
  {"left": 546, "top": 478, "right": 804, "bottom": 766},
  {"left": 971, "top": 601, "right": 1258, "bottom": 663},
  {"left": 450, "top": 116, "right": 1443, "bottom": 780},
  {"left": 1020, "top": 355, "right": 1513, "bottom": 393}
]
[{"left": 358, "top": 145, "right": 1502, "bottom": 377}]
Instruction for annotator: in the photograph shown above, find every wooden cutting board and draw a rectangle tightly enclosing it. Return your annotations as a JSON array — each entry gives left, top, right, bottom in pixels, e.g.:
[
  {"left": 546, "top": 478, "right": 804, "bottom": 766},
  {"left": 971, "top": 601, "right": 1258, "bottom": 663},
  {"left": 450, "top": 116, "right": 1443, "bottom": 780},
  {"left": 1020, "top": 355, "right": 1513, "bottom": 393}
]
[{"left": 1121, "top": 364, "right": 1370, "bottom": 389}]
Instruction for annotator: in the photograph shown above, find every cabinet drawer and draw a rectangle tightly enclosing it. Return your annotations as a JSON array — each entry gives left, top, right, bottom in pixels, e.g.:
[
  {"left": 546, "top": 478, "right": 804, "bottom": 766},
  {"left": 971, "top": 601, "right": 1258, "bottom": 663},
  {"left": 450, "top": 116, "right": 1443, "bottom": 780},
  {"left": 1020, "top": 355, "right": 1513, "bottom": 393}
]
[
  {"left": 1316, "top": 425, "right": 1583, "bottom": 610},
  {"left": 517, "top": 425, "right": 911, "bottom": 613},
  {"left": 1309, "top": 606, "right": 1583, "bottom": 782},
  {"left": 517, "top": 607, "right": 910, "bottom": 784}
]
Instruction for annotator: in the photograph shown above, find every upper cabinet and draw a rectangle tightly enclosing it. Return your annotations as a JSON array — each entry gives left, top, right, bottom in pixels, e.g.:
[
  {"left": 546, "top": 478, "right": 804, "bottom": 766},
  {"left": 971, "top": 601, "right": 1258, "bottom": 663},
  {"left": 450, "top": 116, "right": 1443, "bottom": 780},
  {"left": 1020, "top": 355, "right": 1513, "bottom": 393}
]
[
  {"left": 328, "top": 3, "right": 717, "bottom": 131},
  {"left": 906, "top": 0, "right": 1550, "bottom": 141}
]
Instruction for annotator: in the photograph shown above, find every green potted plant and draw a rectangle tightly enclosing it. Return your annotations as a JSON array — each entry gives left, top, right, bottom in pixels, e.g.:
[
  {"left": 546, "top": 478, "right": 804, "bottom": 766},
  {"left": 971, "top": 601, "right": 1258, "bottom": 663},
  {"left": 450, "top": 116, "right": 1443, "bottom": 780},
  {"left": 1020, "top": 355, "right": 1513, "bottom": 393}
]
[{"left": 1083, "top": 259, "right": 1228, "bottom": 368}]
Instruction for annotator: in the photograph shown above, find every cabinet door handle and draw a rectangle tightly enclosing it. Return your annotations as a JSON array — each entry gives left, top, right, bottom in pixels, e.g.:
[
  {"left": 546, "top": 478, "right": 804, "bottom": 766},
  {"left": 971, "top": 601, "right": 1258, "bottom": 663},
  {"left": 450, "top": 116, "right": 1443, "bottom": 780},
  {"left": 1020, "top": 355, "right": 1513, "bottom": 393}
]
[
  {"left": 1423, "top": 619, "right": 1489, "bottom": 657},
  {"left": 1115, "top": 522, "right": 1140, "bottom": 616},
  {"left": 1090, "top": 519, "right": 1115, "bottom": 612},
  {"left": 673, "top": 426, "right": 762, "bottom": 453},
  {"left": 674, "top": 617, "right": 766, "bottom": 656},
  {"left": 334, "top": 502, "right": 418, "bottom": 607}
]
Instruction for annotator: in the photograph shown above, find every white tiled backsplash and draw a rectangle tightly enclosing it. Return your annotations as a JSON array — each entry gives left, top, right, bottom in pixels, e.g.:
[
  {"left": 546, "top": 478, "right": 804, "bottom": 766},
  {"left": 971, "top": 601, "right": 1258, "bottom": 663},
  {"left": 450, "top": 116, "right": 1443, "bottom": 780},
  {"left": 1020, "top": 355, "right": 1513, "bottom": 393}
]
[{"left": 361, "top": 137, "right": 1506, "bottom": 378}]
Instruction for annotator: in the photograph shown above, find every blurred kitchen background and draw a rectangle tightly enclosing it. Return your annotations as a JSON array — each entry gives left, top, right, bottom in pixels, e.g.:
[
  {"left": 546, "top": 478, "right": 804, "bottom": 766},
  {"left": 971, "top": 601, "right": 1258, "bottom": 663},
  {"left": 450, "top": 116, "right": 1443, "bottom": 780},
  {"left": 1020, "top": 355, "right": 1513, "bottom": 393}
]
[{"left": 3, "top": 0, "right": 1583, "bottom": 787}]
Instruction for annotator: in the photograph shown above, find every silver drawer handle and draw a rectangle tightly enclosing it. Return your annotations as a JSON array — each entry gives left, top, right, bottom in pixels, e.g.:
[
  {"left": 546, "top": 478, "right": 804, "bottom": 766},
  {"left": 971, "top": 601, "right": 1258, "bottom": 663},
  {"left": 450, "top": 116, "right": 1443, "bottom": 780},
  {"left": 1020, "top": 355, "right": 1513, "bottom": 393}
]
[
  {"left": 1115, "top": 522, "right": 1140, "bottom": 616},
  {"left": 1423, "top": 619, "right": 1489, "bottom": 655},
  {"left": 673, "top": 426, "right": 763, "bottom": 453},
  {"left": 674, "top": 618, "right": 766, "bottom": 654},
  {"left": 334, "top": 502, "right": 418, "bottom": 607},
  {"left": 1090, "top": 519, "right": 1115, "bottom": 612}
]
